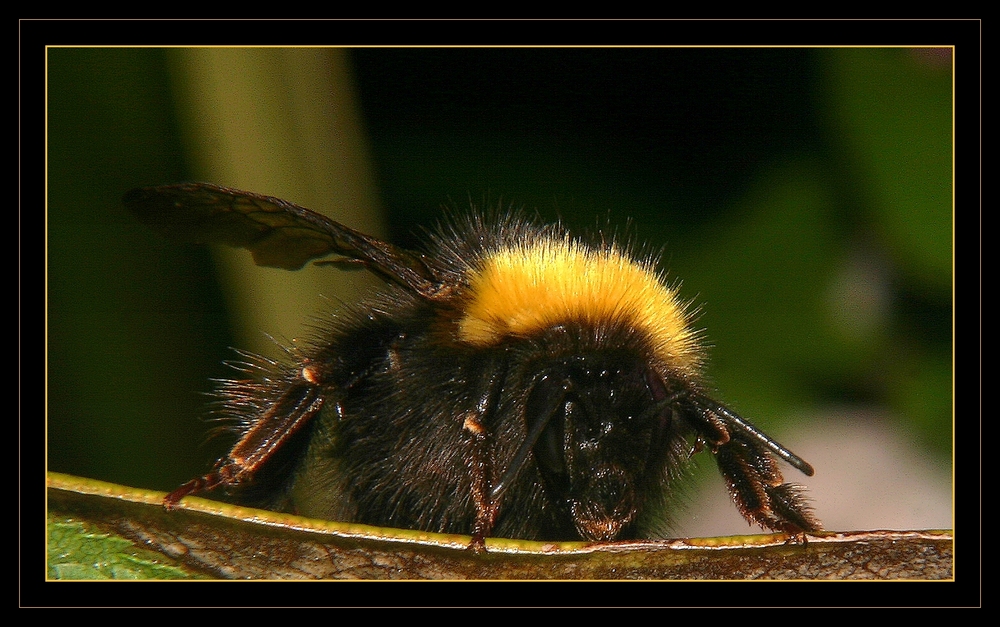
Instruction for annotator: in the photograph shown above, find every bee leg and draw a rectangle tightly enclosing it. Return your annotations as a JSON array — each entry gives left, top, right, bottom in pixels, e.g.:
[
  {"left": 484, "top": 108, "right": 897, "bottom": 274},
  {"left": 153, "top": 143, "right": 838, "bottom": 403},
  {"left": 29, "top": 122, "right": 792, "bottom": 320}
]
[
  {"left": 682, "top": 396, "right": 821, "bottom": 534},
  {"left": 164, "top": 462, "right": 239, "bottom": 507},
  {"left": 714, "top": 436, "right": 822, "bottom": 534},
  {"left": 462, "top": 366, "right": 507, "bottom": 552},
  {"left": 164, "top": 380, "right": 325, "bottom": 508},
  {"left": 463, "top": 412, "right": 496, "bottom": 553}
]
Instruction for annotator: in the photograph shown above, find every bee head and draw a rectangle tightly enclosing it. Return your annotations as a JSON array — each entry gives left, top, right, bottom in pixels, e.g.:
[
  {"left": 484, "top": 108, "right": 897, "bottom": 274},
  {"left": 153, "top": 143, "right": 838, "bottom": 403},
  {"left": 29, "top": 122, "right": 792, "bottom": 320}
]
[{"left": 507, "top": 333, "right": 683, "bottom": 541}]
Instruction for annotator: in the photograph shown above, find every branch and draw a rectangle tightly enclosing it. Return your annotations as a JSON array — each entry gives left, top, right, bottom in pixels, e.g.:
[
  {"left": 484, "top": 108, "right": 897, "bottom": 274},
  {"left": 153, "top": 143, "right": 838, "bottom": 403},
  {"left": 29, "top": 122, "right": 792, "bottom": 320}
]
[{"left": 47, "top": 472, "right": 952, "bottom": 580}]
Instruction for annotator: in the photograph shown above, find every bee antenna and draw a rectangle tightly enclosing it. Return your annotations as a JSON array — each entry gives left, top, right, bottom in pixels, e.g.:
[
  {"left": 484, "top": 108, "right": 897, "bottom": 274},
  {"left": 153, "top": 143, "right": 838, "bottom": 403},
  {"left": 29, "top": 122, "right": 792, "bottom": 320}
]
[
  {"left": 701, "top": 397, "right": 815, "bottom": 476},
  {"left": 491, "top": 376, "right": 574, "bottom": 501}
]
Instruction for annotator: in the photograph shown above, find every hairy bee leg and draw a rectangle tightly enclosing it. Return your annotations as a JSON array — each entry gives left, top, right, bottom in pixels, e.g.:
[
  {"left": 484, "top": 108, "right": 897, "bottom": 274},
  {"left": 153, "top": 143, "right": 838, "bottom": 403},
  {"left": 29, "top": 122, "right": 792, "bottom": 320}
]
[
  {"left": 463, "top": 366, "right": 507, "bottom": 552},
  {"left": 164, "top": 379, "right": 325, "bottom": 508},
  {"left": 464, "top": 413, "right": 496, "bottom": 553},
  {"left": 164, "top": 462, "right": 239, "bottom": 507},
  {"left": 682, "top": 395, "right": 820, "bottom": 533},
  {"left": 714, "top": 437, "right": 822, "bottom": 533}
]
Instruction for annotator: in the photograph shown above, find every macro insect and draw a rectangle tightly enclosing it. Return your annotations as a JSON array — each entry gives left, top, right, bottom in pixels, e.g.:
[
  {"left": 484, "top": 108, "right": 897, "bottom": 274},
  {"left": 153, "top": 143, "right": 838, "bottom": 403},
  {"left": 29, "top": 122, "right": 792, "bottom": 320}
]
[{"left": 124, "top": 182, "right": 820, "bottom": 546}]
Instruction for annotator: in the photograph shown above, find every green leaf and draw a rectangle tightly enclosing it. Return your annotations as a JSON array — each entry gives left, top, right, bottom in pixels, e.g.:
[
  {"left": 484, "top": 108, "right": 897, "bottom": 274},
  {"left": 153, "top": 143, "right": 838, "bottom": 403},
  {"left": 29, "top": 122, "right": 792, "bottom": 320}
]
[{"left": 47, "top": 515, "right": 208, "bottom": 580}]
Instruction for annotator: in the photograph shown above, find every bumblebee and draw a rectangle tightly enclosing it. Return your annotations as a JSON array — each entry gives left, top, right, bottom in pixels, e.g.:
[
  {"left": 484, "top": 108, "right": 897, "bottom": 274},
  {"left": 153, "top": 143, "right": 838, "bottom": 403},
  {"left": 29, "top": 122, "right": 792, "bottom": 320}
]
[{"left": 124, "top": 182, "right": 820, "bottom": 545}]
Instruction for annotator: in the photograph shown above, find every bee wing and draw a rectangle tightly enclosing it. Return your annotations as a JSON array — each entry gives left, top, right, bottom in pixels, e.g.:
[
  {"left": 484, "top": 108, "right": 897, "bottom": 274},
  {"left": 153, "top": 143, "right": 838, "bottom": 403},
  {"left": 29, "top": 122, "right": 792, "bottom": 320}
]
[{"left": 124, "top": 183, "right": 442, "bottom": 297}]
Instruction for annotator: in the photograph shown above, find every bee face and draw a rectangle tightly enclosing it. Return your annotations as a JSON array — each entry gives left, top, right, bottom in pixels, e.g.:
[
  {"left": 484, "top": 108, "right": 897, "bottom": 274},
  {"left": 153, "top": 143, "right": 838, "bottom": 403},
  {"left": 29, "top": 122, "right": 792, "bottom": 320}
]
[
  {"left": 520, "top": 350, "right": 677, "bottom": 541},
  {"left": 124, "top": 183, "right": 820, "bottom": 546}
]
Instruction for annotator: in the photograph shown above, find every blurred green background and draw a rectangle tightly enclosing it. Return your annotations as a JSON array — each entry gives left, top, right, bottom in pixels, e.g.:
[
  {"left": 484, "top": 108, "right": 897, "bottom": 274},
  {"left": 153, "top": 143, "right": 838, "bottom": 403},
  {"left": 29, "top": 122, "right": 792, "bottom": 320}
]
[{"left": 46, "top": 47, "right": 952, "bottom": 535}]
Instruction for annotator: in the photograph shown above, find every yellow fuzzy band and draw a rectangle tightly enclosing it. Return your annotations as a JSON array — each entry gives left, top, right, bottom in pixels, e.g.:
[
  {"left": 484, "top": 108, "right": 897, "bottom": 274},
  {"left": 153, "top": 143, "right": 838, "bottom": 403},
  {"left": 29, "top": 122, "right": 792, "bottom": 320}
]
[{"left": 457, "top": 238, "right": 702, "bottom": 378}]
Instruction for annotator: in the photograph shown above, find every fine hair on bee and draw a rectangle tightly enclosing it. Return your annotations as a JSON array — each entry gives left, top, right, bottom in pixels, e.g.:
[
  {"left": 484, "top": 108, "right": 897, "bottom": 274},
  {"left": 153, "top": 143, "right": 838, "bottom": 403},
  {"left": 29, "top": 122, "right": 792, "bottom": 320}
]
[{"left": 124, "top": 182, "right": 821, "bottom": 547}]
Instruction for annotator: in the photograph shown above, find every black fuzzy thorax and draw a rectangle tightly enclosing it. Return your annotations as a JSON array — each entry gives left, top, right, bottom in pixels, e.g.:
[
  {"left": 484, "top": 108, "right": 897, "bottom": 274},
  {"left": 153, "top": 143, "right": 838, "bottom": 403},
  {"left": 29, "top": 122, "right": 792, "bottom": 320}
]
[
  {"left": 285, "top": 299, "right": 694, "bottom": 540},
  {"left": 260, "top": 213, "right": 694, "bottom": 540}
]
